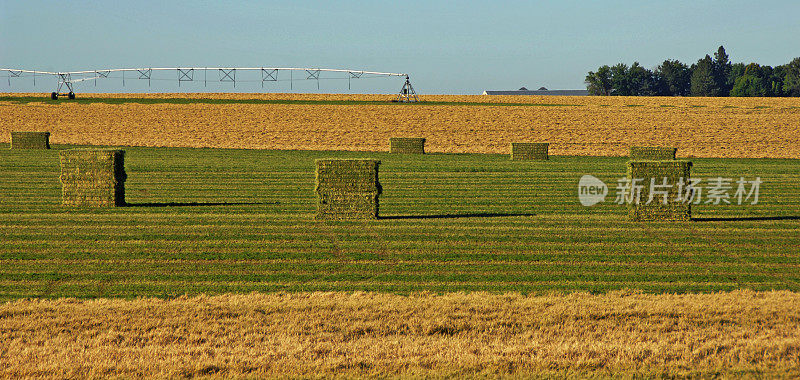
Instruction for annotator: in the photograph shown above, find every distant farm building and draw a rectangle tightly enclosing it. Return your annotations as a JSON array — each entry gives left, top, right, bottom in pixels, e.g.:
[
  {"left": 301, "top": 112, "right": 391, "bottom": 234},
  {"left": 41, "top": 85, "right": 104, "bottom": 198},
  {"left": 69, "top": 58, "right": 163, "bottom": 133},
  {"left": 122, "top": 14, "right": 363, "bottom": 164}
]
[{"left": 483, "top": 87, "right": 589, "bottom": 96}]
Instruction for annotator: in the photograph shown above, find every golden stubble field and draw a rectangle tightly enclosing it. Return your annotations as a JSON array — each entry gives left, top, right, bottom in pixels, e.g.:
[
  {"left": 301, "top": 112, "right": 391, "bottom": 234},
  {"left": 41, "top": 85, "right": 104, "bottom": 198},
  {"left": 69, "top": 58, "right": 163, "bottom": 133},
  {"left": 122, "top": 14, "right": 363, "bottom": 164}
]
[
  {"left": 1, "top": 291, "right": 799, "bottom": 378},
  {"left": 2, "top": 93, "right": 799, "bottom": 158}
]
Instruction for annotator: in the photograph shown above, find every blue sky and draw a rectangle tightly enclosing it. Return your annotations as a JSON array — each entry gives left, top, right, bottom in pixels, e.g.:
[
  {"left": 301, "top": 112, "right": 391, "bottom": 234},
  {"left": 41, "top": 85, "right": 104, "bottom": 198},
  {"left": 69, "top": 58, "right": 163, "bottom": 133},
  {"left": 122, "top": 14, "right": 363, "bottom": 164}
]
[{"left": 1, "top": 0, "right": 798, "bottom": 94}]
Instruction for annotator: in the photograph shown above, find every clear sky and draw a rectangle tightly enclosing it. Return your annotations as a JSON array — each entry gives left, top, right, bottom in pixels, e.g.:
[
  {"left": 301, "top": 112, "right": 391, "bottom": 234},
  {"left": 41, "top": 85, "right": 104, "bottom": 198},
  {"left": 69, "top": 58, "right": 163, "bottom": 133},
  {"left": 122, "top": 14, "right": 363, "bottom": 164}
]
[{"left": 1, "top": 0, "right": 799, "bottom": 94}]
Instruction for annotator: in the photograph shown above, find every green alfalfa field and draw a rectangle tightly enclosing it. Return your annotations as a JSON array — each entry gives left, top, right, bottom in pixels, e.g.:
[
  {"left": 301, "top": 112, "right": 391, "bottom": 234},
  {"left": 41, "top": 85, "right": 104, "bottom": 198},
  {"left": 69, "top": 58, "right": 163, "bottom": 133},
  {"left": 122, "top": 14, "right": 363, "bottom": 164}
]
[{"left": 1, "top": 144, "right": 798, "bottom": 299}]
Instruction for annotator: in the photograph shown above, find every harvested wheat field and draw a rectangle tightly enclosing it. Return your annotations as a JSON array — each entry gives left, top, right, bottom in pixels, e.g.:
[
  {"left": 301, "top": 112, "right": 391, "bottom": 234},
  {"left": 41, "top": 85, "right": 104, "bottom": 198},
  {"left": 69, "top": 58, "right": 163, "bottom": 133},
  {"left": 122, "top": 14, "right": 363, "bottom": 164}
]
[
  {"left": 2, "top": 291, "right": 799, "bottom": 378},
  {"left": 1, "top": 93, "right": 799, "bottom": 158}
]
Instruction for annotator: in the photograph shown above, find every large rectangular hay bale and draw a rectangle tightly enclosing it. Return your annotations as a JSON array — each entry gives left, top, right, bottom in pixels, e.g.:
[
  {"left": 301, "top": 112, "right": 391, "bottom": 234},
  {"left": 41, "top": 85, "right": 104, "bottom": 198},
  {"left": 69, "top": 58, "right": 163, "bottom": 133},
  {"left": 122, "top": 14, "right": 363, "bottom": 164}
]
[
  {"left": 10, "top": 132, "right": 50, "bottom": 149},
  {"left": 59, "top": 149, "right": 127, "bottom": 207},
  {"left": 627, "top": 160, "right": 692, "bottom": 221},
  {"left": 629, "top": 146, "right": 677, "bottom": 160},
  {"left": 389, "top": 137, "right": 425, "bottom": 154},
  {"left": 510, "top": 142, "right": 549, "bottom": 160},
  {"left": 315, "top": 159, "right": 381, "bottom": 219}
]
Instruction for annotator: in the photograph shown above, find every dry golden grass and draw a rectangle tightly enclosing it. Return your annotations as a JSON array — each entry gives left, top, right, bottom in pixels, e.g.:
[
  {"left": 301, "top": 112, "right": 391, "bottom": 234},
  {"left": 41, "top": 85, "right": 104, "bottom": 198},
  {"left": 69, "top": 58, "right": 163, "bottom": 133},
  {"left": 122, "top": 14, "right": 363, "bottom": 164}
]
[
  {"left": 2, "top": 93, "right": 799, "bottom": 158},
  {"left": 2, "top": 291, "right": 799, "bottom": 378}
]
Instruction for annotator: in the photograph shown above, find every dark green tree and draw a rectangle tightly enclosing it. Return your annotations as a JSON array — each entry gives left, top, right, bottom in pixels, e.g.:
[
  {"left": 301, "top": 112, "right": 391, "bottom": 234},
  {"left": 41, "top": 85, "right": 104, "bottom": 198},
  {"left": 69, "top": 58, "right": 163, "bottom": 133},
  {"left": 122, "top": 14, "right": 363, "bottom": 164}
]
[
  {"left": 730, "top": 63, "right": 769, "bottom": 97},
  {"left": 656, "top": 59, "right": 691, "bottom": 96},
  {"left": 731, "top": 75, "right": 768, "bottom": 97},
  {"left": 781, "top": 57, "right": 800, "bottom": 96},
  {"left": 583, "top": 49, "right": 798, "bottom": 97},
  {"left": 760, "top": 65, "right": 783, "bottom": 96},
  {"left": 713, "top": 46, "right": 733, "bottom": 96},
  {"left": 585, "top": 65, "right": 613, "bottom": 95},
  {"left": 690, "top": 55, "right": 719, "bottom": 96},
  {"left": 643, "top": 72, "right": 668, "bottom": 96},
  {"left": 610, "top": 63, "right": 631, "bottom": 95},
  {"left": 771, "top": 65, "right": 786, "bottom": 96},
  {"left": 629, "top": 62, "right": 666, "bottom": 96},
  {"left": 586, "top": 63, "right": 662, "bottom": 96},
  {"left": 627, "top": 62, "right": 652, "bottom": 96},
  {"left": 729, "top": 62, "right": 746, "bottom": 87}
]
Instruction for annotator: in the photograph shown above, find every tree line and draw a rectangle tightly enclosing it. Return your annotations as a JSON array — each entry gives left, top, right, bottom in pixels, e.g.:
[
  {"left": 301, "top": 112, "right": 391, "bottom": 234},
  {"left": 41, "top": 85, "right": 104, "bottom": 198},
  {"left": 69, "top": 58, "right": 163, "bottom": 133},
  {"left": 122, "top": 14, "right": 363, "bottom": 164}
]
[{"left": 585, "top": 46, "right": 800, "bottom": 97}]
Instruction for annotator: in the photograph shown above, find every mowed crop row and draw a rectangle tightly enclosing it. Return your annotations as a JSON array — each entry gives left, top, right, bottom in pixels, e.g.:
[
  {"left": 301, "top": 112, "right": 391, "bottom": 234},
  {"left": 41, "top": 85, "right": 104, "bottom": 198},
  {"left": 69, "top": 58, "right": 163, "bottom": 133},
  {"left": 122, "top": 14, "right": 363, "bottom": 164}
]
[
  {"left": 2, "top": 291, "right": 799, "bottom": 378},
  {"left": 1, "top": 145, "right": 798, "bottom": 298},
  {"left": 1, "top": 93, "right": 799, "bottom": 158}
]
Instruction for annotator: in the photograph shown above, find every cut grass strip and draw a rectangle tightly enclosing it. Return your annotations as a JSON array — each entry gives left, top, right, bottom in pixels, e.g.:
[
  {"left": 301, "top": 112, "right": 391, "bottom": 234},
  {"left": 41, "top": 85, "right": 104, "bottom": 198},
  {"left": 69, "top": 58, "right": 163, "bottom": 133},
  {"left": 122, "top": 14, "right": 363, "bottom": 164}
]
[{"left": 0, "top": 146, "right": 797, "bottom": 298}]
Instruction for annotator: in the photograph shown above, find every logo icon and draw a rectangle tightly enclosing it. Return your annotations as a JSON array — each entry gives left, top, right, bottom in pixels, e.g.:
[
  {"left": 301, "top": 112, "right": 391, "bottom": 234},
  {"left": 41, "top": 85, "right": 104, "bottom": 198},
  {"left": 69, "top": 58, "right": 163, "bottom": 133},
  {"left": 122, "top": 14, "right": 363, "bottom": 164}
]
[{"left": 578, "top": 175, "right": 608, "bottom": 206}]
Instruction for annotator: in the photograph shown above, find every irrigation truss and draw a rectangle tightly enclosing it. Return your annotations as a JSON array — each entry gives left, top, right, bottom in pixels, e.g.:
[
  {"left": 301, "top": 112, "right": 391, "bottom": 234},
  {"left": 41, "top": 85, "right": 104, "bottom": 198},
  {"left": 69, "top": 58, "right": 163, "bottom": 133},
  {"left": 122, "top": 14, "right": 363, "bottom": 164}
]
[{"left": 0, "top": 67, "right": 419, "bottom": 102}]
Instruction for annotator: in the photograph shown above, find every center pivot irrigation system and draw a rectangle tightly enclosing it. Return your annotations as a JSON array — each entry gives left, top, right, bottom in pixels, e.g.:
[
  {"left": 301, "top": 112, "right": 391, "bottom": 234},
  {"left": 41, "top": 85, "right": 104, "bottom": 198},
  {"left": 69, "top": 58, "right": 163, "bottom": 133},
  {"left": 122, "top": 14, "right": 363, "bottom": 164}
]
[{"left": 0, "top": 67, "right": 419, "bottom": 102}]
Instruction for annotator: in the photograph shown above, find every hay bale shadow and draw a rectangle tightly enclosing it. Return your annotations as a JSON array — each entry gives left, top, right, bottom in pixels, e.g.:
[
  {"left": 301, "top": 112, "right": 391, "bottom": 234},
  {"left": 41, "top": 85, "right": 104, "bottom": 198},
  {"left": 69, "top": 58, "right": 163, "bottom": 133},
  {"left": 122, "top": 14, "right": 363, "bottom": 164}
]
[
  {"left": 692, "top": 216, "right": 800, "bottom": 222},
  {"left": 380, "top": 212, "right": 536, "bottom": 220},
  {"left": 125, "top": 202, "right": 273, "bottom": 208}
]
